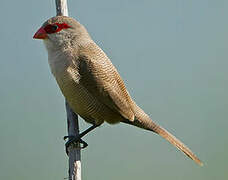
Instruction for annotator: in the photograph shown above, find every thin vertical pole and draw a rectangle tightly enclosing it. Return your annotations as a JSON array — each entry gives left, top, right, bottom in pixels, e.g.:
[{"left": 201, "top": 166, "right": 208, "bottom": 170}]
[{"left": 55, "top": 1, "right": 81, "bottom": 179}]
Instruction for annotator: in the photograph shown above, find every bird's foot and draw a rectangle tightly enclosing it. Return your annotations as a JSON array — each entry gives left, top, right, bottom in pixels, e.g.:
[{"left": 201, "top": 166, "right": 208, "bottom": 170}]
[
  {"left": 64, "top": 136, "right": 88, "bottom": 155},
  {"left": 63, "top": 123, "right": 99, "bottom": 155}
]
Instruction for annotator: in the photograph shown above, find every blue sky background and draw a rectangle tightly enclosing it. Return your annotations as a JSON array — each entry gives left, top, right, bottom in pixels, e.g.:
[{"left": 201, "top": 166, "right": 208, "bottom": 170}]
[{"left": 0, "top": 0, "right": 227, "bottom": 179}]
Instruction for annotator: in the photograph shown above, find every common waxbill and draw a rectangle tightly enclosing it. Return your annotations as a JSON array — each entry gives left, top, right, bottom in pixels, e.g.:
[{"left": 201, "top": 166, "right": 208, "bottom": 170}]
[{"left": 33, "top": 16, "right": 202, "bottom": 166}]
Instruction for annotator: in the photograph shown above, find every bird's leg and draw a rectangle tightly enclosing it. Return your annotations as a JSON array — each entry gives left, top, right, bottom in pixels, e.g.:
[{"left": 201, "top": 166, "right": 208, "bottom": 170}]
[{"left": 64, "top": 123, "right": 99, "bottom": 155}]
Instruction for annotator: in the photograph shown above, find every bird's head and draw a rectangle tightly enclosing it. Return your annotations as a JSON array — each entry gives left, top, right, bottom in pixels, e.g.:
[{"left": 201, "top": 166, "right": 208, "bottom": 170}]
[{"left": 33, "top": 16, "right": 91, "bottom": 50}]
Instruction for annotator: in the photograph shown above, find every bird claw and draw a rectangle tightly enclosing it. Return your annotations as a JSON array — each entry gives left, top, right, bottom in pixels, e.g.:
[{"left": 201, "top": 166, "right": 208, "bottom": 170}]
[
  {"left": 63, "top": 135, "right": 72, "bottom": 141},
  {"left": 64, "top": 136, "right": 88, "bottom": 155},
  {"left": 63, "top": 124, "right": 99, "bottom": 155}
]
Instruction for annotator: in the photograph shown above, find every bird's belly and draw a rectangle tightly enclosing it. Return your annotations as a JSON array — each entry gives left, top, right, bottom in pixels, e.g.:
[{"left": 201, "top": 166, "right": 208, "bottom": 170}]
[{"left": 55, "top": 69, "right": 124, "bottom": 125}]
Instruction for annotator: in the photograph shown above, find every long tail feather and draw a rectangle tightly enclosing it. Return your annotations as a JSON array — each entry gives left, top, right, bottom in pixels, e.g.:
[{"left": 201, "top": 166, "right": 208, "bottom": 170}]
[{"left": 122, "top": 105, "right": 203, "bottom": 166}]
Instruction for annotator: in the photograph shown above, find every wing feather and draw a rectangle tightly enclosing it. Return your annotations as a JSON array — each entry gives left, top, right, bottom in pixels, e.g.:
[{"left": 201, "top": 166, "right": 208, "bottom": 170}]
[{"left": 77, "top": 43, "right": 134, "bottom": 121}]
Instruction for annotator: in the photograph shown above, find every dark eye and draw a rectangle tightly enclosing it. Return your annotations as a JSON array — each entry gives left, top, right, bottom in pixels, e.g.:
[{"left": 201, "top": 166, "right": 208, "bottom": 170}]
[
  {"left": 44, "top": 24, "right": 59, "bottom": 34},
  {"left": 51, "top": 24, "right": 58, "bottom": 31}
]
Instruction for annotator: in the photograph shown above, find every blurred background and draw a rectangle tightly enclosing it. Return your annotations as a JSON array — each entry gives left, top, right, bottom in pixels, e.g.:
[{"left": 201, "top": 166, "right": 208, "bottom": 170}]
[{"left": 0, "top": 0, "right": 227, "bottom": 179}]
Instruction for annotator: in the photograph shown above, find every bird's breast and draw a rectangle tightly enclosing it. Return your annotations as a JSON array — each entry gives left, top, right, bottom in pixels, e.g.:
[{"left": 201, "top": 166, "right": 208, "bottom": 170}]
[{"left": 47, "top": 48, "right": 125, "bottom": 125}]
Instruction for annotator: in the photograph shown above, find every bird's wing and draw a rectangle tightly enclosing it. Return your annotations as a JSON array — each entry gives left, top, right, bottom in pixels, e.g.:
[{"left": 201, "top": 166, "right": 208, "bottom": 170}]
[{"left": 77, "top": 42, "right": 135, "bottom": 121}]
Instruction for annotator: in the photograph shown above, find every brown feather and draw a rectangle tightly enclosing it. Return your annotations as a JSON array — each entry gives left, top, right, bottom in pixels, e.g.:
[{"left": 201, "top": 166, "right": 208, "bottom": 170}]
[{"left": 78, "top": 43, "right": 135, "bottom": 122}]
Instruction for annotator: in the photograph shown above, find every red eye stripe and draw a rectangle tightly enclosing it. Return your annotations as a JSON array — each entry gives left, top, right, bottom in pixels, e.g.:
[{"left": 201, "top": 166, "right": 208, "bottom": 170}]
[
  {"left": 57, "top": 23, "right": 71, "bottom": 29},
  {"left": 44, "top": 23, "right": 71, "bottom": 34}
]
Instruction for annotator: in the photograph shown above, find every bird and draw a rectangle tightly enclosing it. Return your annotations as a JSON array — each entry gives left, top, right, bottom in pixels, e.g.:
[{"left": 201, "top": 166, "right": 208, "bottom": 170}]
[{"left": 33, "top": 16, "right": 202, "bottom": 166}]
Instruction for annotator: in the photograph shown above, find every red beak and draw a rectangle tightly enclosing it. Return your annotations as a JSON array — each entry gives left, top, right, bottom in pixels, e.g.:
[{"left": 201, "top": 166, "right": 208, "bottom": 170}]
[{"left": 33, "top": 27, "right": 48, "bottom": 39}]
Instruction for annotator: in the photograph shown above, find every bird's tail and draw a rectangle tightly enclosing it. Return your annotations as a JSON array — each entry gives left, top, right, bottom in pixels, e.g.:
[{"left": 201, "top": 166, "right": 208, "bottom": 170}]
[{"left": 122, "top": 104, "right": 203, "bottom": 166}]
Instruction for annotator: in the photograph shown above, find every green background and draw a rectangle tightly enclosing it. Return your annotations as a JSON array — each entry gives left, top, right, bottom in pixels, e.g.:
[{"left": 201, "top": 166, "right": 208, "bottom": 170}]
[{"left": 0, "top": 0, "right": 227, "bottom": 179}]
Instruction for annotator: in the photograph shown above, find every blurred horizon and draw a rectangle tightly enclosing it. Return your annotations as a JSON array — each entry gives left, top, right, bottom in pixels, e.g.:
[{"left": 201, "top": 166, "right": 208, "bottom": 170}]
[{"left": 0, "top": 0, "right": 228, "bottom": 179}]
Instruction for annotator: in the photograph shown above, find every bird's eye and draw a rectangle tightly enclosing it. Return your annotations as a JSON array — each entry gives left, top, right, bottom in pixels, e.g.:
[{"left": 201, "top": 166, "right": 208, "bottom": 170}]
[
  {"left": 44, "top": 23, "right": 71, "bottom": 34},
  {"left": 51, "top": 24, "right": 58, "bottom": 31},
  {"left": 44, "top": 24, "right": 59, "bottom": 34}
]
